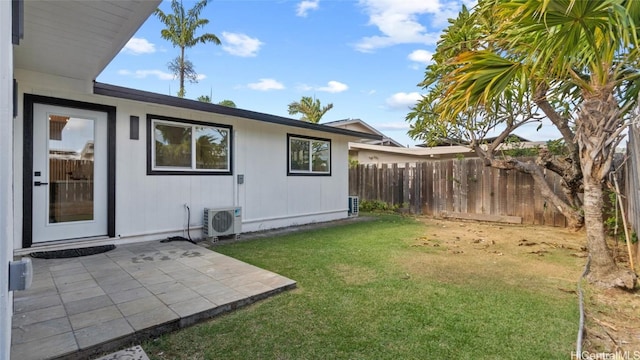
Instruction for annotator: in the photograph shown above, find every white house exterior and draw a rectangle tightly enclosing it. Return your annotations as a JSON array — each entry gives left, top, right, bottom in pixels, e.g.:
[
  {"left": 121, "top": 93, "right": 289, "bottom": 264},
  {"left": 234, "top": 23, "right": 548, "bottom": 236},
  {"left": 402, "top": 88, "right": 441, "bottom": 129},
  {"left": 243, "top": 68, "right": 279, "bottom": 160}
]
[
  {"left": 3, "top": 2, "right": 379, "bottom": 351},
  {"left": 2, "top": 1, "right": 15, "bottom": 358},
  {"left": 10, "top": 1, "right": 380, "bottom": 255}
]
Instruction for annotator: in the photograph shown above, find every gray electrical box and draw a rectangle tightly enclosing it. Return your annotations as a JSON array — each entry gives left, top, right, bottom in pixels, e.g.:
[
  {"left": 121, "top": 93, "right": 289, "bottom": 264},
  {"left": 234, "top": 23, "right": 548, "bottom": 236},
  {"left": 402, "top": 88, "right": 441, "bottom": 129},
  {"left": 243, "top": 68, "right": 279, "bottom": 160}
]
[
  {"left": 9, "top": 258, "right": 33, "bottom": 291},
  {"left": 237, "top": 174, "right": 244, "bottom": 184}
]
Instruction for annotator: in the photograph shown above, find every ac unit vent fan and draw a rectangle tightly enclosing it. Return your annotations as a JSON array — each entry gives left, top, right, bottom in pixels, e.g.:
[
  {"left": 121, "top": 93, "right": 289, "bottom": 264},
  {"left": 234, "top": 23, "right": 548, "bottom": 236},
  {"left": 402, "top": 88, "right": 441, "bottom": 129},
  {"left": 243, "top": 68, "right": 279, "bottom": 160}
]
[{"left": 212, "top": 210, "right": 233, "bottom": 233}]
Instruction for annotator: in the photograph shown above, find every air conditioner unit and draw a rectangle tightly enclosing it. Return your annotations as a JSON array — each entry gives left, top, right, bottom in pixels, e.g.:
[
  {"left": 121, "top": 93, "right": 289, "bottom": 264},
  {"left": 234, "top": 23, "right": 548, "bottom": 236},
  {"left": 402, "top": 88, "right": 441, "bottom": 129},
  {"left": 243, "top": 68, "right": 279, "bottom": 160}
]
[
  {"left": 348, "top": 196, "right": 359, "bottom": 217},
  {"left": 204, "top": 207, "right": 242, "bottom": 239}
]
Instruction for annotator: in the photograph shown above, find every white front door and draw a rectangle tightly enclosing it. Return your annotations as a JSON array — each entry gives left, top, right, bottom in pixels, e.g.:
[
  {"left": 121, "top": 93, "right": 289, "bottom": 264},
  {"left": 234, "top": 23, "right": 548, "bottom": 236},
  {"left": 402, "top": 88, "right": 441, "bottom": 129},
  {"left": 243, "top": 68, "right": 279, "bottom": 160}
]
[{"left": 32, "top": 104, "right": 108, "bottom": 243}]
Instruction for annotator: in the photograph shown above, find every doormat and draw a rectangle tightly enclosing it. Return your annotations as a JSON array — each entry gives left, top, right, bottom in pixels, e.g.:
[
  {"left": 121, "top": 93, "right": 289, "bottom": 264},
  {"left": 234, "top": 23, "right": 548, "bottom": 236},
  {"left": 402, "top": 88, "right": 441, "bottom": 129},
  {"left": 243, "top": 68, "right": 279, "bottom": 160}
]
[{"left": 30, "top": 245, "right": 116, "bottom": 259}]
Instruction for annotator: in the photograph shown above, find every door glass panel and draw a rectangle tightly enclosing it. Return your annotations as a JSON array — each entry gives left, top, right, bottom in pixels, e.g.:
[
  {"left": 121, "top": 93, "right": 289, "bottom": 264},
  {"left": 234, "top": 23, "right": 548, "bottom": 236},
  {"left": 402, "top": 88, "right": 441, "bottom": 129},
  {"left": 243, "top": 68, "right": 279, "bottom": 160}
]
[{"left": 48, "top": 114, "right": 94, "bottom": 223}]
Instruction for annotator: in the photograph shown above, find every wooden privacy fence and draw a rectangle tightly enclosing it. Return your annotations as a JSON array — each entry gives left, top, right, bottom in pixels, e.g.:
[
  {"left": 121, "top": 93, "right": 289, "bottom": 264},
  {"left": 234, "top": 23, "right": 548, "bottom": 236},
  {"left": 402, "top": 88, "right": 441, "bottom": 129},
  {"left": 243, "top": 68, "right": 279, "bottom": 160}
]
[
  {"left": 349, "top": 158, "right": 569, "bottom": 227},
  {"left": 49, "top": 158, "right": 93, "bottom": 181},
  {"left": 50, "top": 180, "right": 94, "bottom": 222},
  {"left": 48, "top": 158, "right": 94, "bottom": 222}
]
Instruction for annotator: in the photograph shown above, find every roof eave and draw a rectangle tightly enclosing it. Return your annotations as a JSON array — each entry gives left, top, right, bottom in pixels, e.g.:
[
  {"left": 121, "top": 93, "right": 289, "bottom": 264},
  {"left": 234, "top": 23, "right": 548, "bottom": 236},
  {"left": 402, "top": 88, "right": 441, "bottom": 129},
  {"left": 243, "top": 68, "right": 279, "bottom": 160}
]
[{"left": 93, "top": 82, "right": 381, "bottom": 141}]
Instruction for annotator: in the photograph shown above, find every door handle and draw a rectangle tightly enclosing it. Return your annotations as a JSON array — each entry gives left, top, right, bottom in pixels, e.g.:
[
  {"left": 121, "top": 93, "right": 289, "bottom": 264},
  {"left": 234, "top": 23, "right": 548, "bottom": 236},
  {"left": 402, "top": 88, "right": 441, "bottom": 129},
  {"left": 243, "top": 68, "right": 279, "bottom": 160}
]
[{"left": 34, "top": 181, "right": 49, "bottom": 186}]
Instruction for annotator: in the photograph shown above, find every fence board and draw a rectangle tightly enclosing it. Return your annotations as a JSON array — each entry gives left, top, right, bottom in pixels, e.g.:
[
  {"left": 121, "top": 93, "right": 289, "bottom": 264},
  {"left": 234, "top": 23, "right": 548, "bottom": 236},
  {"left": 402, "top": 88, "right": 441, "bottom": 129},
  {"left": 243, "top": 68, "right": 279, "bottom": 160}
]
[
  {"left": 506, "top": 169, "right": 516, "bottom": 217},
  {"left": 415, "top": 163, "right": 423, "bottom": 214},
  {"left": 481, "top": 163, "right": 492, "bottom": 214},
  {"left": 520, "top": 171, "right": 535, "bottom": 224},
  {"left": 421, "top": 163, "right": 430, "bottom": 214},
  {"left": 402, "top": 165, "right": 410, "bottom": 206},
  {"left": 467, "top": 160, "right": 478, "bottom": 216},
  {"left": 459, "top": 160, "right": 468, "bottom": 214},
  {"left": 445, "top": 160, "right": 454, "bottom": 213}
]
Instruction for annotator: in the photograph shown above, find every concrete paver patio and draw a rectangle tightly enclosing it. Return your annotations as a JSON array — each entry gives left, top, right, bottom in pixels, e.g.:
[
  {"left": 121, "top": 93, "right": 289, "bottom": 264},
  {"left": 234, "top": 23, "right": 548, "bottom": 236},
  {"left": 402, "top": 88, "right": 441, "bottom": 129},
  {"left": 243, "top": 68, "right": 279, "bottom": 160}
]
[{"left": 11, "top": 240, "right": 296, "bottom": 360}]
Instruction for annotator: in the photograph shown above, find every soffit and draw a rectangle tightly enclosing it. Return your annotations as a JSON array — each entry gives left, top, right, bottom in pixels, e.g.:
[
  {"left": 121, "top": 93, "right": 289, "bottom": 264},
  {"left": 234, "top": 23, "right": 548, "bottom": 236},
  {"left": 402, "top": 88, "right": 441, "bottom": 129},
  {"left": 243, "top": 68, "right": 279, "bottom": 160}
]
[{"left": 14, "top": 0, "right": 160, "bottom": 81}]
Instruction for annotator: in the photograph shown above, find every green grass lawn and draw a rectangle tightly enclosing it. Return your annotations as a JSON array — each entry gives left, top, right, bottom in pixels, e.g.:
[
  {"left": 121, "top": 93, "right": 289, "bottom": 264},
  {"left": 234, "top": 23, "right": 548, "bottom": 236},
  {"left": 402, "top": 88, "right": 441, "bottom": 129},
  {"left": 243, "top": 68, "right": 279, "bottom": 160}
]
[{"left": 144, "top": 214, "right": 577, "bottom": 360}]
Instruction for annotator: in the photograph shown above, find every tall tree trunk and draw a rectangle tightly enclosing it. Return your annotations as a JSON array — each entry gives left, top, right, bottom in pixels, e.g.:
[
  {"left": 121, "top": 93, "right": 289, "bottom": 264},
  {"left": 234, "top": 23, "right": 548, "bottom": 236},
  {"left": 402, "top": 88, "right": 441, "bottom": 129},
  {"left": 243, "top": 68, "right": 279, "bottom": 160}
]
[
  {"left": 577, "top": 88, "right": 636, "bottom": 289},
  {"left": 582, "top": 174, "right": 636, "bottom": 288},
  {"left": 178, "top": 46, "right": 185, "bottom": 98}
]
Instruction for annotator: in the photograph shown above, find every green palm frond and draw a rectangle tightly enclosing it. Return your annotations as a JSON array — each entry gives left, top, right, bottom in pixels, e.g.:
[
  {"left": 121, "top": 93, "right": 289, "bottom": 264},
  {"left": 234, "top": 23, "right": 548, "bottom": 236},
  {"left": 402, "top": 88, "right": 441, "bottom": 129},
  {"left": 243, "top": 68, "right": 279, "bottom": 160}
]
[
  {"left": 440, "top": 51, "right": 525, "bottom": 119},
  {"left": 288, "top": 96, "right": 334, "bottom": 123}
]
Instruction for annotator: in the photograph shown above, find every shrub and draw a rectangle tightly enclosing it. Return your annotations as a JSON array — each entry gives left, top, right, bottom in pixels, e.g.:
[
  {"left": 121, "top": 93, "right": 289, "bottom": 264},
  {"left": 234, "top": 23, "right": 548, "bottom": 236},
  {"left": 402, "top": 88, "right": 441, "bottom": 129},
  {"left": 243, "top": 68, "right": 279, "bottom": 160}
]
[{"left": 359, "top": 200, "right": 397, "bottom": 212}]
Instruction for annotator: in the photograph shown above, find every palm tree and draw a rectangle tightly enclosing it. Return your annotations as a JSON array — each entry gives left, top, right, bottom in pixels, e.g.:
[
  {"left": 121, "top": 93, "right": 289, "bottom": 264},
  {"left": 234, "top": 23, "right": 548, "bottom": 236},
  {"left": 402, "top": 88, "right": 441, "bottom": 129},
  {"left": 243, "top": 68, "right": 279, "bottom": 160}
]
[
  {"left": 408, "top": 4, "right": 585, "bottom": 229},
  {"left": 410, "top": 0, "right": 640, "bottom": 288},
  {"left": 154, "top": 0, "right": 221, "bottom": 98},
  {"left": 287, "top": 96, "right": 333, "bottom": 123}
]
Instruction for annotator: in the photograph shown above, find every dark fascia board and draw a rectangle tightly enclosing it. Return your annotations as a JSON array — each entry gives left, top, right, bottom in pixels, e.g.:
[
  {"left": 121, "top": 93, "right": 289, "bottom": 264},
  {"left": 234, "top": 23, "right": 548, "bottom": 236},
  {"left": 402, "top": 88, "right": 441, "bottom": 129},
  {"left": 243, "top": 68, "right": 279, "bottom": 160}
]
[{"left": 93, "top": 82, "right": 382, "bottom": 141}]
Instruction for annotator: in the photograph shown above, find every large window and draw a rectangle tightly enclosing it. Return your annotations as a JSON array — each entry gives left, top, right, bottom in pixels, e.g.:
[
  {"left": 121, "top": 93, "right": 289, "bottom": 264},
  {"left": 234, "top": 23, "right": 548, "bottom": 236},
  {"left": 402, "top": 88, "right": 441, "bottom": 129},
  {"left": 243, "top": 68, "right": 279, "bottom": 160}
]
[
  {"left": 147, "top": 115, "right": 232, "bottom": 175},
  {"left": 288, "top": 134, "right": 331, "bottom": 176}
]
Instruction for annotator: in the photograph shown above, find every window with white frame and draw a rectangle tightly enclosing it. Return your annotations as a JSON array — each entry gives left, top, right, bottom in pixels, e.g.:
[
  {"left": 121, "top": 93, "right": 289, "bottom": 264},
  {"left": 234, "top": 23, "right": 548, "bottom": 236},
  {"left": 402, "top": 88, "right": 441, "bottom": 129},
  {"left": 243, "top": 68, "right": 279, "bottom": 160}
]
[
  {"left": 288, "top": 134, "right": 331, "bottom": 175},
  {"left": 148, "top": 115, "right": 231, "bottom": 175}
]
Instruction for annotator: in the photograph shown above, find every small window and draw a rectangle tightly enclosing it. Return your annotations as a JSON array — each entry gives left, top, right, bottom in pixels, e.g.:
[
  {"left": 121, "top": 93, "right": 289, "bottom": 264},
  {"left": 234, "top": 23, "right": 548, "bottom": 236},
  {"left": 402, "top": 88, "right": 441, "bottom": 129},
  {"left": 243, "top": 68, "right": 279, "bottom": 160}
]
[
  {"left": 148, "top": 115, "right": 232, "bottom": 175},
  {"left": 288, "top": 134, "right": 331, "bottom": 176}
]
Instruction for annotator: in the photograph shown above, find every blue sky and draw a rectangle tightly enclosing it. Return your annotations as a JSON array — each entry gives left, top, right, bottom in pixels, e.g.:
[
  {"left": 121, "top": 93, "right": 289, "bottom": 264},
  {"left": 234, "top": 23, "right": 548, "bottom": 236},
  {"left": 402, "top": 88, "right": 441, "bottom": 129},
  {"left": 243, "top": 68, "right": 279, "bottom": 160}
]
[{"left": 98, "top": 0, "right": 560, "bottom": 147}]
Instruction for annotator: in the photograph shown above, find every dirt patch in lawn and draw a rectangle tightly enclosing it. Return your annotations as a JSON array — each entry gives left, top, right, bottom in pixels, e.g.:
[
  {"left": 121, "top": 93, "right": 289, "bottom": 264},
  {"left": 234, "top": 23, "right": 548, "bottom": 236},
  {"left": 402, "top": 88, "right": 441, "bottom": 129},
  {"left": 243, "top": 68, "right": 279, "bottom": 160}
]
[{"left": 401, "top": 216, "right": 640, "bottom": 355}]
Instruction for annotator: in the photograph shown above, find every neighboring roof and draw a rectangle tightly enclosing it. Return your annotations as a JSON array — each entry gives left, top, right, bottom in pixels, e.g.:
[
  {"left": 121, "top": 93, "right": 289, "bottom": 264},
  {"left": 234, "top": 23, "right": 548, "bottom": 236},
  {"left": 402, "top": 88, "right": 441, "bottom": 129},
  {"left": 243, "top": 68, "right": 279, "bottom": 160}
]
[
  {"left": 350, "top": 140, "right": 546, "bottom": 157},
  {"left": 14, "top": 0, "right": 161, "bottom": 81},
  {"left": 93, "top": 83, "right": 382, "bottom": 141},
  {"left": 484, "top": 135, "right": 531, "bottom": 143},
  {"left": 416, "top": 135, "right": 532, "bottom": 147},
  {"left": 350, "top": 142, "right": 475, "bottom": 157},
  {"left": 324, "top": 119, "right": 404, "bottom": 147}
]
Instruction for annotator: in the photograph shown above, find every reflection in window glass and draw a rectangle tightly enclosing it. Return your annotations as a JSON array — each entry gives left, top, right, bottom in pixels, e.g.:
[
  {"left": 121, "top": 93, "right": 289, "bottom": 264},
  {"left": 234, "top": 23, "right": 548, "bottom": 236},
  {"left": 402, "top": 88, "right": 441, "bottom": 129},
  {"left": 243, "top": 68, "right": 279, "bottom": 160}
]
[
  {"left": 150, "top": 118, "right": 231, "bottom": 173},
  {"left": 48, "top": 115, "right": 95, "bottom": 223},
  {"left": 288, "top": 135, "right": 330, "bottom": 175},
  {"left": 154, "top": 124, "right": 192, "bottom": 168},
  {"left": 312, "top": 141, "right": 329, "bottom": 172},
  {"left": 195, "top": 126, "right": 229, "bottom": 169},
  {"left": 290, "top": 138, "right": 310, "bottom": 171}
]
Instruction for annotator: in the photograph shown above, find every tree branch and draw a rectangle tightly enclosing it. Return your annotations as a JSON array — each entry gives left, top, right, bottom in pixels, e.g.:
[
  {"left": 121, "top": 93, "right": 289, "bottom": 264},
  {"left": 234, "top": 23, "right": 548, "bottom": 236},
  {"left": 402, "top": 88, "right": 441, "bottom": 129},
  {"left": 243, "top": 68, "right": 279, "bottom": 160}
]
[{"left": 489, "top": 157, "right": 584, "bottom": 229}]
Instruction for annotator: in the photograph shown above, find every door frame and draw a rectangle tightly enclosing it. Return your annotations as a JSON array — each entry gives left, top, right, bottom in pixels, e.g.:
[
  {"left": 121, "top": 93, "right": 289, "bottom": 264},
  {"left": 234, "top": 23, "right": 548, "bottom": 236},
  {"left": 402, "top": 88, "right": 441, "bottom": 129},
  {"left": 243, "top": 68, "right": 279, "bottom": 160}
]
[{"left": 23, "top": 94, "right": 116, "bottom": 248}]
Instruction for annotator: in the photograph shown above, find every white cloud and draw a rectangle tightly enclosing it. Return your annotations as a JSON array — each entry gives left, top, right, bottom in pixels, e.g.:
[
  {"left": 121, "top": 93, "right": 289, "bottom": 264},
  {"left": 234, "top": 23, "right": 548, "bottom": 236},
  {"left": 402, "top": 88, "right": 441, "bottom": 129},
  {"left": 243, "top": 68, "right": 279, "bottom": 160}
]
[
  {"left": 247, "top": 78, "right": 285, "bottom": 91},
  {"left": 117, "top": 69, "right": 174, "bottom": 80},
  {"left": 355, "top": 0, "right": 444, "bottom": 52},
  {"left": 296, "top": 84, "right": 314, "bottom": 91},
  {"left": 196, "top": 74, "right": 207, "bottom": 81},
  {"left": 122, "top": 37, "right": 156, "bottom": 55},
  {"left": 433, "top": 0, "right": 473, "bottom": 27},
  {"left": 386, "top": 92, "right": 423, "bottom": 109},
  {"left": 298, "top": 81, "right": 349, "bottom": 93},
  {"left": 296, "top": 0, "right": 320, "bottom": 17},
  {"left": 408, "top": 49, "right": 433, "bottom": 64},
  {"left": 317, "top": 81, "right": 349, "bottom": 93},
  {"left": 221, "top": 32, "right": 263, "bottom": 57}
]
